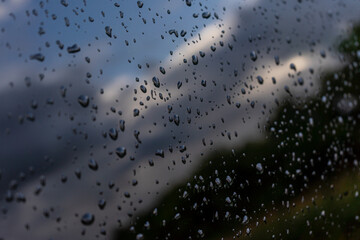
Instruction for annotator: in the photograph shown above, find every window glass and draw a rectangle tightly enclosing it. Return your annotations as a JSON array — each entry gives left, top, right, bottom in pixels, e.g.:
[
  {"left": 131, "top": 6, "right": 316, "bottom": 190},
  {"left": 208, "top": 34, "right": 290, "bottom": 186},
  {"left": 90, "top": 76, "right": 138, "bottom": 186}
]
[{"left": 1, "top": 0, "right": 360, "bottom": 239}]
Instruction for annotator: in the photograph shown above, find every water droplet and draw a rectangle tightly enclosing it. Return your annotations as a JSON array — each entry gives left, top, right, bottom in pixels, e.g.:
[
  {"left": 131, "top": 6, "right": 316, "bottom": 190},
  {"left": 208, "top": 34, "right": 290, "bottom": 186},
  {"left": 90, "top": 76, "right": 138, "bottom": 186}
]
[
  {"left": 159, "top": 66, "right": 166, "bottom": 74},
  {"left": 155, "top": 149, "right": 164, "bottom": 158},
  {"left": 250, "top": 51, "right": 257, "bottom": 61},
  {"left": 136, "top": 233, "right": 144, "bottom": 240},
  {"left": 192, "top": 55, "right": 198, "bottom": 65},
  {"left": 132, "top": 179, "right": 138, "bottom": 186},
  {"left": 105, "top": 26, "right": 112, "bottom": 38},
  {"left": 215, "top": 178, "right": 221, "bottom": 186},
  {"left": 242, "top": 215, "right": 249, "bottom": 224},
  {"left": 74, "top": 169, "right": 81, "bottom": 179},
  {"left": 321, "top": 210, "right": 325, "bottom": 217},
  {"left": 67, "top": 44, "right": 81, "bottom": 53},
  {"left": 297, "top": 77, "right": 304, "bottom": 86},
  {"left": 320, "top": 50, "right": 326, "bottom": 58},
  {"left": 174, "top": 114, "right": 180, "bottom": 126},
  {"left": 133, "top": 108, "right": 140, "bottom": 117},
  {"left": 201, "top": 80, "right": 207, "bottom": 87},
  {"left": 202, "top": 12, "right": 211, "bottom": 19},
  {"left": 60, "top": 0, "right": 68, "bottom": 7},
  {"left": 140, "top": 85, "right": 147, "bottom": 93},
  {"left": 81, "top": 213, "right": 94, "bottom": 225},
  {"left": 30, "top": 53, "right": 45, "bottom": 62},
  {"left": 116, "top": 147, "right": 127, "bottom": 158},
  {"left": 137, "top": 1, "right": 143, "bottom": 8},
  {"left": 134, "top": 130, "right": 141, "bottom": 143},
  {"left": 109, "top": 128, "right": 118, "bottom": 140},
  {"left": 198, "top": 229, "right": 204, "bottom": 238},
  {"left": 88, "top": 159, "right": 98, "bottom": 171},
  {"left": 98, "top": 199, "right": 106, "bottom": 210},
  {"left": 119, "top": 120, "right": 125, "bottom": 131},
  {"left": 78, "top": 95, "right": 89, "bottom": 107},
  {"left": 256, "top": 76, "right": 264, "bottom": 84},
  {"left": 177, "top": 81, "right": 182, "bottom": 89},
  {"left": 256, "top": 163, "right": 263, "bottom": 173},
  {"left": 274, "top": 55, "right": 280, "bottom": 65},
  {"left": 226, "top": 175, "right": 232, "bottom": 184},
  {"left": 148, "top": 159, "right": 154, "bottom": 166},
  {"left": 152, "top": 77, "right": 160, "bottom": 88},
  {"left": 290, "top": 63, "right": 296, "bottom": 71}
]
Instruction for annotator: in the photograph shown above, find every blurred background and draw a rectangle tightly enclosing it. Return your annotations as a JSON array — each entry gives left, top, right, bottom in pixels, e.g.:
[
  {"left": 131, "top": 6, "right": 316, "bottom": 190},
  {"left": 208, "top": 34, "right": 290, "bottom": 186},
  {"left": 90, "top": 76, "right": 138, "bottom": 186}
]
[{"left": 1, "top": 0, "right": 360, "bottom": 239}]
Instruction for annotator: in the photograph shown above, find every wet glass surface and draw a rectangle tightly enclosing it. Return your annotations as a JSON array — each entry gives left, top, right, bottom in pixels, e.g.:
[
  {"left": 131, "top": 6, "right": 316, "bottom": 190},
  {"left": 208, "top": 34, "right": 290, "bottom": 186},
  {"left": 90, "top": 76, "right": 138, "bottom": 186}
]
[{"left": 1, "top": 0, "right": 360, "bottom": 239}]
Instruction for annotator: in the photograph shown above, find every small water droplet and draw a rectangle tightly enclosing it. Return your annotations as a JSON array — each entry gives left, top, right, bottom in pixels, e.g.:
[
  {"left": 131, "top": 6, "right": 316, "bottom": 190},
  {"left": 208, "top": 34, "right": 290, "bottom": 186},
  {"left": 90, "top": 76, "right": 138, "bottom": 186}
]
[
  {"left": 88, "top": 159, "right": 98, "bottom": 171},
  {"left": 136, "top": 233, "right": 144, "bottom": 240},
  {"left": 256, "top": 76, "right": 264, "bottom": 84},
  {"left": 133, "top": 108, "right": 140, "bottom": 117},
  {"left": 137, "top": 1, "right": 143, "bottom": 8},
  {"left": 119, "top": 120, "right": 125, "bottom": 131},
  {"left": 192, "top": 55, "right": 198, "bottom": 65},
  {"left": 174, "top": 114, "right": 180, "bottom": 126},
  {"left": 116, "top": 147, "right": 127, "bottom": 158},
  {"left": 81, "top": 213, "right": 94, "bottom": 225},
  {"left": 109, "top": 128, "right": 118, "bottom": 140},
  {"left": 30, "top": 53, "right": 45, "bottom": 62},
  {"left": 105, "top": 26, "right": 112, "bottom": 38},
  {"left": 256, "top": 163, "right": 263, "bottom": 173},
  {"left": 250, "top": 51, "right": 257, "bottom": 61},
  {"left": 201, "top": 80, "right": 207, "bottom": 87},
  {"left": 152, "top": 76, "right": 160, "bottom": 88},
  {"left": 98, "top": 199, "right": 106, "bottom": 210},
  {"left": 78, "top": 95, "right": 89, "bottom": 107},
  {"left": 140, "top": 85, "right": 147, "bottom": 93},
  {"left": 274, "top": 55, "right": 280, "bottom": 65},
  {"left": 159, "top": 66, "right": 166, "bottom": 74},
  {"left": 155, "top": 149, "right": 164, "bottom": 158},
  {"left": 202, "top": 12, "right": 211, "bottom": 19},
  {"left": 67, "top": 44, "right": 81, "bottom": 53},
  {"left": 297, "top": 77, "right": 304, "bottom": 85}
]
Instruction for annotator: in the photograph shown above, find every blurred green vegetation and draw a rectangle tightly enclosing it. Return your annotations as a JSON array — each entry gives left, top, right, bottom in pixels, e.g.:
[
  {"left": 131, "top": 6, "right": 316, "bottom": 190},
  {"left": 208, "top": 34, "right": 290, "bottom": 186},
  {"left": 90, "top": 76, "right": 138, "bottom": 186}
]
[
  {"left": 113, "top": 26, "right": 360, "bottom": 239},
  {"left": 240, "top": 172, "right": 360, "bottom": 240}
]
